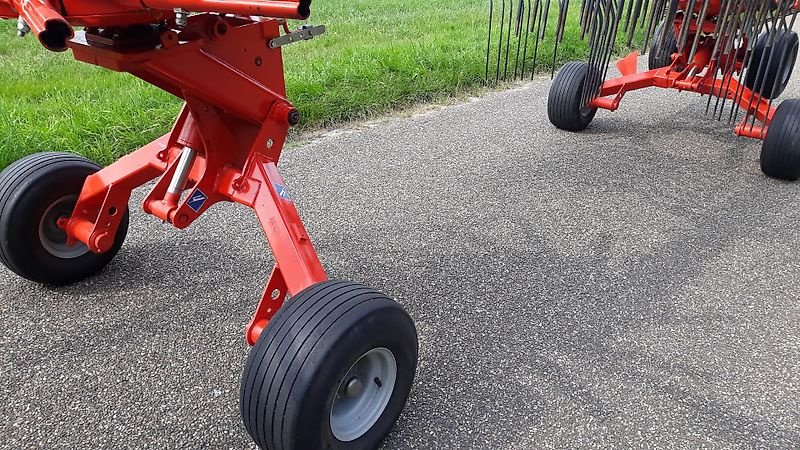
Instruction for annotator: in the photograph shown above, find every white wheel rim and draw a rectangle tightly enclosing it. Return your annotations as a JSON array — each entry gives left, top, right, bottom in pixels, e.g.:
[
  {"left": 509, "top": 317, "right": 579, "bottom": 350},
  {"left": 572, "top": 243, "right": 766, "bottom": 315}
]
[{"left": 330, "top": 347, "right": 397, "bottom": 442}]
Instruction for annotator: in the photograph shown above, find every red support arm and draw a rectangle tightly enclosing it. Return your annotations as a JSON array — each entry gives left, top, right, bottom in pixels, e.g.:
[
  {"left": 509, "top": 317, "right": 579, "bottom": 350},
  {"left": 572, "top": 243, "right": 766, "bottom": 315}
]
[
  {"left": 6, "top": 0, "right": 73, "bottom": 51},
  {"left": 0, "top": 2, "right": 16, "bottom": 18},
  {"left": 52, "top": 15, "right": 327, "bottom": 344},
  {"left": 134, "top": 0, "right": 310, "bottom": 19}
]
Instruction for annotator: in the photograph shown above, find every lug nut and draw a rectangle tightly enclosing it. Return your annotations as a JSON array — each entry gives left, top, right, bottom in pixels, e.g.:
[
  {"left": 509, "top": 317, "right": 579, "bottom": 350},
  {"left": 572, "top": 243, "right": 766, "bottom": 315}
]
[{"left": 288, "top": 109, "right": 300, "bottom": 126}]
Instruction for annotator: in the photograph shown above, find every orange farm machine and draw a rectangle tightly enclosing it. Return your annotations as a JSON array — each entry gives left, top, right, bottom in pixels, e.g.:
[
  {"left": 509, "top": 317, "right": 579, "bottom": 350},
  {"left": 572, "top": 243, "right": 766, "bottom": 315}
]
[
  {"left": 0, "top": 0, "right": 418, "bottom": 448},
  {"left": 488, "top": 0, "right": 800, "bottom": 180}
]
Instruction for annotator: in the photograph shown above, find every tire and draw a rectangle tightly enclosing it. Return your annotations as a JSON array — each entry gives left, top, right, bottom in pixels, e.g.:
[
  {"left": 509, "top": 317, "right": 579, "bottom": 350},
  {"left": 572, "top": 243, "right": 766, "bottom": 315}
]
[
  {"left": 240, "top": 280, "right": 418, "bottom": 450},
  {"left": 761, "top": 99, "right": 800, "bottom": 181},
  {"left": 648, "top": 20, "right": 678, "bottom": 70},
  {"left": 0, "top": 152, "right": 129, "bottom": 285},
  {"left": 745, "top": 30, "right": 799, "bottom": 100},
  {"left": 548, "top": 61, "right": 599, "bottom": 132}
]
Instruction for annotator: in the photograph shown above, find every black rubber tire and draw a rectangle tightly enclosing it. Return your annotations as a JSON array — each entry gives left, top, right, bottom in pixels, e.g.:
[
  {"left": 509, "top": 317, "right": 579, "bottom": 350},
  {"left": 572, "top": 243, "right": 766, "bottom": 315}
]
[
  {"left": 240, "top": 280, "right": 418, "bottom": 450},
  {"left": 548, "top": 61, "right": 599, "bottom": 132},
  {"left": 761, "top": 99, "right": 800, "bottom": 181},
  {"left": 745, "top": 30, "right": 799, "bottom": 100},
  {"left": 648, "top": 20, "right": 678, "bottom": 70},
  {"left": 0, "top": 152, "right": 129, "bottom": 285}
]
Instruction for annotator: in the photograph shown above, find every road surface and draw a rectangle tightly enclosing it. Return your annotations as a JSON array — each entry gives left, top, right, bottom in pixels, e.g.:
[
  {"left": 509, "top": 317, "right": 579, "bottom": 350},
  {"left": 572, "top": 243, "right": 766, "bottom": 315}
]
[{"left": 2, "top": 61, "right": 799, "bottom": 449}]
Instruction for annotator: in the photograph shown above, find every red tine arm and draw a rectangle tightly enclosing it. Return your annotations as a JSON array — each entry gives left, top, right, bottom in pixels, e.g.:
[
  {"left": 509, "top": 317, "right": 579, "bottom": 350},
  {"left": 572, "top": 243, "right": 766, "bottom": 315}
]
[
  {"left": 125, "top": 0, "right": 311, "bottom": 20},
  {"left": 7, "top": 0, "right": 74, "bottom": 52}
]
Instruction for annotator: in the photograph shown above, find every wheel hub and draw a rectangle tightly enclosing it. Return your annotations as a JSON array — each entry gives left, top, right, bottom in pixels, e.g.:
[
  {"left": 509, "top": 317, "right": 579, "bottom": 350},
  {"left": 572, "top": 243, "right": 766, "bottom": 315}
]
[
  {"left": 343, "top": 376, "right": 363, "bottom": 398},
  {"left": 330, "top": 347, "right": 397, "bottom": 442},
  {"left": 38, "top": 195, "right": 88, "bottom": 259}
]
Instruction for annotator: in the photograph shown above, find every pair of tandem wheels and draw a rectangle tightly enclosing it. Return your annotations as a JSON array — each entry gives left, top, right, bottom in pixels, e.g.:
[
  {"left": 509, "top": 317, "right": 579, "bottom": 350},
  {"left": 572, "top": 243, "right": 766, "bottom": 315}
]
[
  {"left": 0, "top": 152, "right": 418, "bottom": 449},
  {"left": 547, "top": 28, "right": 800, "bottom": 182}
]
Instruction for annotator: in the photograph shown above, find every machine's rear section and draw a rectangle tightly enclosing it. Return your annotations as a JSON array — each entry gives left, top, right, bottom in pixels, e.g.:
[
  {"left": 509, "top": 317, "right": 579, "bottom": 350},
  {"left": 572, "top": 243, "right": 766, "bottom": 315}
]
[{"left": 487, "top": 0, "right": 800, "bottom": 181}]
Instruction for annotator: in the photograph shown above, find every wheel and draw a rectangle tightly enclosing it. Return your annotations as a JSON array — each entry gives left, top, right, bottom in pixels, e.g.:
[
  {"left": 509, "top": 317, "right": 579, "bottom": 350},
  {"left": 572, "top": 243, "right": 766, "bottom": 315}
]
[
  {"left": 548, "top": 61, "right": 600, "bottom": 132},
  {"left": 761, "top": 99, "right": 800, "bottom": 181},
  {"left": 745, "top": 30, "right": 799, "bottom": 100},
  {"left": 240, "top": 280, "right": 418, "bottom": 450},
  {"left": 648, "top": 20, "right": 678, "bottom": 70},
  {"left": 0, "top": 152, "right": 129, "bottom": 285}
]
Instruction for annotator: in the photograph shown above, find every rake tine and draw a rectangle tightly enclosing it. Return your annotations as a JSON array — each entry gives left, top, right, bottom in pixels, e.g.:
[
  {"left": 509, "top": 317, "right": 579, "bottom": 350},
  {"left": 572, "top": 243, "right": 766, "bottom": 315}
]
[
  {"left": 733, "top": 0, "right": 775, "bottom": 122},
  {"left": 714, "top": 0, "right": 750, "bottom": 118},
  {"left": 647, "top": 0, "right": 675, "bottom": 58},
  {"left": 725, "top": 0, "right": 757, "bottom": 121},
  {"left": 551, "top": 0, "right": 570, "bottom": 78},
  {"left": 486, "top": 0, "right": 494, "bottom": 83},
  {"left": 639, "top": 0, "right": 650, "bottom": 27},
  {"left": 495, "top": 0, "right": 506, "bottom": 83},
  {"left": 748, "top": 2, "right": 786, "bottom": 130},
  {"left": 503, "top": 0, "right": 514, "bottom": 81},
  {"left": 531, "top": 0, "right": 542, "bottom": 80},
  {"left": 687, "top": 0, "right": 710, "bottom": 65},
  {"left": 706, "top": 0, "right": 735, "bottom": 115},
  {"left": 728, "top": 0, "right": 772, "bottom": 123},
  {"left": 676, "top": 0, "right": 697, "bottom": 53},
  {"left": 641, "top": 0, "right": 662, "bottom": 54},
  {"left": 600, "top": 0, "right": 622, "bottom": 91},
  {"left": 762, "top": 6, "right": 799, "bottom": 137},
  {"left": 512, "top": 0, "right": 525, "bottom": 78},
  {"left": 627, "top": 0, "right": 645, "bottom": 46},
  {"left": 541, "top": 0, "right": 552, "bottom": 39},
  {"left": 531, "top": 0, "right": 548, "bottom": 75},
  {"left": 520, "top": 0, "right": 533, "bottom": 79},
  {"left": 584, "top": 0, "right": 600, "bottom": 106},
  {"left": 624, "top": 0, "right": 635, "bottom": 31},
  {"left": 616, "top": 0, "right": 626, "bottom": 29},
  {"left": 581, "top": 0, "right": 596, "bottom": 39},
  {"left": 515, "top": 0, "right": 525, "bottom": 36},
  {"left": 747, "top": 0, "right": 792, "bottom": 131},
  {"left": 586, "top": 0, "right": 616, "bottom": 108},
  {"left": 717, "top": 0, "right": 749, "bottom": 119}
]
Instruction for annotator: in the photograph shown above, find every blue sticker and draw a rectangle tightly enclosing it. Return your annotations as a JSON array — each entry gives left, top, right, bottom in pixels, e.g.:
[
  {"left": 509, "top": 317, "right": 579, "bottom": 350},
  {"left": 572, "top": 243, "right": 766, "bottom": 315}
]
[
  {"left": 275, "top": 183, "right": 291, "bottom": 201},
  {"left": 187, "top": 189, "right": 208, "bottom": 212}
]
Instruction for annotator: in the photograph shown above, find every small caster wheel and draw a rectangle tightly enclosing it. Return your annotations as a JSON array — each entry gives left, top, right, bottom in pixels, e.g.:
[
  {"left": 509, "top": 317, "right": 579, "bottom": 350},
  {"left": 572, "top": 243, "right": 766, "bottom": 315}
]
[
  {"left": 761, "top": 99, "right": 800, "bottom": 181},
  {"left": 648, "top": 20, "right": 678, "bottom": 70},
  {"left": 548, "top": 61, "right": 600, "bottom": 132},
  {"left": 0, "top": 152, "right": 129, "bottom": 285},
  {"left": 745, "top": 30, "right": 799, "bottom": 100},
  {"left": 240, "top": 280, "right": 418, "bottom": 450}
]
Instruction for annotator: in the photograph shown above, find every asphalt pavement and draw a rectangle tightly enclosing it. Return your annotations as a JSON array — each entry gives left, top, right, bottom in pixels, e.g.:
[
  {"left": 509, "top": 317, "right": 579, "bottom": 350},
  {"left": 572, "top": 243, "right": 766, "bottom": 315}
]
[{"left": 2, "top": 59, "right": 800, "bottom": 449}]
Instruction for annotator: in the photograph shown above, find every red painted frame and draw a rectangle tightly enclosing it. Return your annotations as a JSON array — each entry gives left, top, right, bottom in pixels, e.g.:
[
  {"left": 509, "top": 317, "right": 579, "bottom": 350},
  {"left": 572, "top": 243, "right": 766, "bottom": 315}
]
[
  {"left": 588, "top": 0, "right": 785, "bottom": 140},
  {"left": 44, "top": 14, "right": 326, "bottom": 345}
]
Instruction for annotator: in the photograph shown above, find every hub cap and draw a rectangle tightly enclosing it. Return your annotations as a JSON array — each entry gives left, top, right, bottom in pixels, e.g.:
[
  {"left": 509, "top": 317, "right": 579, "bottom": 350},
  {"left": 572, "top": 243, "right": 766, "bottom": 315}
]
[
  {"left": 330, "top": 347, "right": 397, "bottom": 442},
  {"left": 38, "top": 195, "right": 88, "bottom": 259}
]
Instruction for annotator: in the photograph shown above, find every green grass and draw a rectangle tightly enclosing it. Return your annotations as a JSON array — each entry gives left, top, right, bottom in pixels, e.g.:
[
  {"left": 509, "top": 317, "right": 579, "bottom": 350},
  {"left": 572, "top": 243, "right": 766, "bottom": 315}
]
[{"left": 0, "top": 1, "right": 640, "bottom": 169}]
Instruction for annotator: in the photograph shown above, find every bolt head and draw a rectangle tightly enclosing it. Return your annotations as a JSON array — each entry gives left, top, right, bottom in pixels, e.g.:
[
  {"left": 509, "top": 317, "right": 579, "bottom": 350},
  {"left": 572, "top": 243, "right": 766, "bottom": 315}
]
[
  {"left": 288, "top": 109, "right": 301, "bottom": 126},
  {"left": 91, "top": 231, "right": 113, "bottom": 253},
  {"left": 344, "top": 377, "right": 363, "bottom": 398}
]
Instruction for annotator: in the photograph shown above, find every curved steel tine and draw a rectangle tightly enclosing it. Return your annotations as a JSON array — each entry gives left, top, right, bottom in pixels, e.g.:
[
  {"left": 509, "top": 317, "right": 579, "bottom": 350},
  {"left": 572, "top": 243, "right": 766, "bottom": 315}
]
[
  {"left": 503, "top": 0, "right": 514, "bottom": 80},
  {"left": 687, "top": 0, "right": 710, "bottom": 64},
  {"left": 495, "top": 0, "right": 506, "bottom": 83},
  {"left": 486, "top": 0, "right": 494, "bottom": 83},
  {"left": 527, "top": 0, "right": 542, "bottom": 78},
  {"left": 512, "top": 0, "right": 525, "bottom": 78},
  {"left": 520, "top": 0, "right": 533, "bottom": 79},
  {"left": 551, "top": 0, "right": 570, "bottom": 77},
  {"left": 727, "top": 0, "right": 771, "bottom": 122}
]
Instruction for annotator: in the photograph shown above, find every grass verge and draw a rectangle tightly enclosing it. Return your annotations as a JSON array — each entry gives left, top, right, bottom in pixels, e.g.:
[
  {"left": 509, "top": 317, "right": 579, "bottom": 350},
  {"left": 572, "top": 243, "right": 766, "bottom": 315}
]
[{"left": 0, "top": 1, "right": 639, "bottom": 169}]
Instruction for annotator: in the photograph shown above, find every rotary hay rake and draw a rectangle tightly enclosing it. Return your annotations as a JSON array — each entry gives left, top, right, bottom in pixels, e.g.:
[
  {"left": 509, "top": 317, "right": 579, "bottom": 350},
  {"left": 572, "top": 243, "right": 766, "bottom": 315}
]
[
  {"left": 487, "top": 0, "right": 800, "bottom": 180},
  {"left": 0, "top": 1, "right": 418, "bottom": 449}
]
